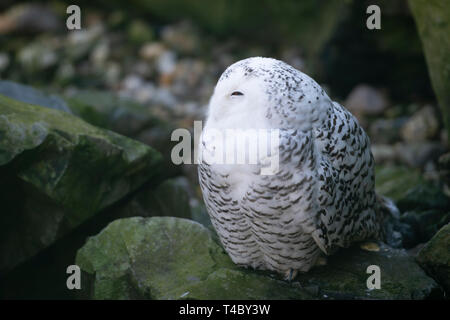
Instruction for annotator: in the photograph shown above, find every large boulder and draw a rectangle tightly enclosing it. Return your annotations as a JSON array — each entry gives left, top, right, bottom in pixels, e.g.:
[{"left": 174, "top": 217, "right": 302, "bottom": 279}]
[
  {"left": 400, "top": 210, "right": 450, "bottom": 248},
  {"left": 76, "top": 217, "right": 442, "bottom": 300},
  {"left": 408, "top": 0, "right": 450, "bottom": 140},
  {"left": 417, "top": 223, "right": 450, "bottom": 294},
  {"left": 375, "top": 167, "right": 450, "bottom": 248},
  {"left": 65, "top": 90, "right": 161, "bottom": 137},
  {"left": 65, "top": 90, "right": 180, "bottom": 178},
  {"left": 0, "top": 178, "right": 194, "bottom": 299},
  {"left": 0, "top": 94, "right": 162, "bottom": 274}
]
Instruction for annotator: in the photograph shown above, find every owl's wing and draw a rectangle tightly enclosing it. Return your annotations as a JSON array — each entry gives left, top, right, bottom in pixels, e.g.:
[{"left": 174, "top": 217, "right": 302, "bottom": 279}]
[
  {"left": 310, "top": 102, "right": 378, "bottom": 255},
  {"left": 198, "top": 161, "right": 233, "bottom": 224}
]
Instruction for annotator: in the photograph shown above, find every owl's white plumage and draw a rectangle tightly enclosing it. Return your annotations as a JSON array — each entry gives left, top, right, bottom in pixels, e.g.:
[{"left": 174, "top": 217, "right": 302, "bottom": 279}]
[{"left": 198, "top": 57, "right": 383, "bottom": 277}]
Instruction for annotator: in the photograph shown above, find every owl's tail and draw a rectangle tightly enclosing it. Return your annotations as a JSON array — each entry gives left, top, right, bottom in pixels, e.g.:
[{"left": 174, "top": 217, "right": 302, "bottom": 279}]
[{"left": 375, "top": 194, "right": 405, "bottom": 248}]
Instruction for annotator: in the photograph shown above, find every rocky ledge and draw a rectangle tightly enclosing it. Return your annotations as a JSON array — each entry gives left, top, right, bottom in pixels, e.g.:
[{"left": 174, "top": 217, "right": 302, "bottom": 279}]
[{"left": 76, "top": 216, "right": 443, "bottom": 300}]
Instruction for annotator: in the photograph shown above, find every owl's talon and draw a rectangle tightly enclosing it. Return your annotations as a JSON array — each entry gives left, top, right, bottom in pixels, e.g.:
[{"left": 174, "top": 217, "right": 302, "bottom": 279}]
[
  {"left": 316, "top": 255, "right": 327, "bottom": 266},
  {"left": 360, "top": 241, "right": 380, "bottom": 252},
  {"left": 284, "top": 268, "right": 298, "bottom": 282}
]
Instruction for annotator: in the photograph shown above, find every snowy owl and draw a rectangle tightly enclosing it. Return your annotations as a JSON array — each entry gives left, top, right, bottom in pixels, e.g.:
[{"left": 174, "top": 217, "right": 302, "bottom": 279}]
[{"left": 198, "top": 57, "right": 389, "bottom": 280}]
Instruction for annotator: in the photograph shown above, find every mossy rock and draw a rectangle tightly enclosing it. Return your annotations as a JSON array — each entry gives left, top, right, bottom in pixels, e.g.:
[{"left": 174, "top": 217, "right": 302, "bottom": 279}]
[
  {"left": 400, "top": 210, "right": 450, "bottom": 248},
  {"left": 374, "top": 166, "right": 450, "bottom": 248},
  {"left": 0, "top": 177, "right": 195, "bottom": 299},
  {"left": 76, "top": 217, "right": 314, "bottom": 300},
  {"left": 396, "top": 183, "right": 450, "bottom": 212},
  {"left": 409, "top": 0, "right": 450, "bottom": 140},
  {"left": 296, "top": 242, "right": 441, "bottom": 300},
  {"left": 0, "top": 94, "right": 162, "bottom": 273},
  {"left": 375, "top": 165, "right": 424, "bottom": 201},
  {"left": 417, "top": 223, "right": 450, "bottom": 294},
  {"left": 65, "top": 90, "right": 164, "bottom": 137},
  {"left": 66, "top": 90, "right": 180, "bottom": 178},
  {"left": 0, "top": 80, "right": 72, "bottom": 114},
  {"left": 76, "top": 217, "right": 442, "bottom": 300},
  {"left": 106, "top": 178, "right": 193, "bottom": 222}
]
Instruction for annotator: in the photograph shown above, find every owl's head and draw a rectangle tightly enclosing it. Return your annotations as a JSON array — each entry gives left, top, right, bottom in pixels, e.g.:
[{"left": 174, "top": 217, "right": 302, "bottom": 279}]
[{"left": 206, "top": 57, "right": 331, "bottom": 131}]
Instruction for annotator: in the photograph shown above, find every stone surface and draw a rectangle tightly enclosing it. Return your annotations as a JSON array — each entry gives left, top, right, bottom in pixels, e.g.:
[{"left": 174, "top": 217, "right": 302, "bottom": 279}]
[
  {"left": 0, "top": 53, "right": 10, "bottom": 73},
  {"left": 375, "top": 165, "right": 424, "bottom": 201},
  {"left": 370, "top": 117, "right": 407, "bottom": 144},
  {"left": 0, "top": 4, "right": 61, "bottom": 35},
  {"left": 345, "top": 84, "right": 389, "bottom": 118},
  {"left": 0, "top": 94, "right": 162, "bottom": 273},
  {"left": 439, "top": 152, "right": 450, "bottom": 196},
  {"left": 65, "top": 24, "right": 104, "bottom": 61},
  {"left": 66, "top": 90, "right": 181, "bottom": 178},
  {"left": 371, "top": 144, "right": 397, "bottom": 165},
  {"left": 108, "top": 178, "right": 193, "bottom": 221},
  {"left": 65, "top": 90, "right": 162, "bottom": 137},
  {"left": 372, "top": 142, "right": 446, "bottom": 168},
  {"left": 400, "top": 210, "right": 450, "bottom": 248},
  {"left": 396, "top": 184, "right": 450, "bottom": 213},
  {"left": 161, "top": 21, "right": 200, "bottom": 54},
  {"left": 0, "top": 80, "right": 72, "bottom": 114},
  {"left": 417, "top": 223, "right": 450, "bottom": 294},
  {"left": 378, "top": 176, "right": 450, "bottom": 249},
  {"left": 409, "top": 0, "right": 450, "bottom": 141},
  {"left": 17, "top": 38, "right": 59, "bottom": 73},
  {"left": 0, "top": 176, "right": 193, "bottom": 299},
  {"left": 76, "top": 217, "right": 442, "bottom": 300},
  {"left": 401, "top": 105, "right": 439, "bottom": 143},
  {"left": 395, "top": 142, "right": 446, "bottom": 168}
]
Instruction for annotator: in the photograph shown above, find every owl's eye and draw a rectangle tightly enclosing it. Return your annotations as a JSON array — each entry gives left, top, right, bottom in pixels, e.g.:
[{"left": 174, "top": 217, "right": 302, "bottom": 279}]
[{"left": 230, "top": 91, "right": 244, "bottom": 97}]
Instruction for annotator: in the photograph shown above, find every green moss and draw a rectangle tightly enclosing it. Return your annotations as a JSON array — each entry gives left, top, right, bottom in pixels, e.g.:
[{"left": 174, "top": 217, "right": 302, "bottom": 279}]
[
  {"left": 76, "top": 217, "right": 441, "bottom": 300},
  {"left": 417, "top": 224, "right": 450, "bottom": 293},
  {"left": 375, "top": 165, "right": 424, "bottom": 201},
  {"left": 185, "top": 268, "right": 312, "bottom": 300},
  {"left": 0, "top": 94, "right": 162, "bottom": 215},
  {"left": 76, "top": 217, "right": 222, "bottom": 299},
  {"left": 0, "top": 93, "right": 162, "bottom": 273}
]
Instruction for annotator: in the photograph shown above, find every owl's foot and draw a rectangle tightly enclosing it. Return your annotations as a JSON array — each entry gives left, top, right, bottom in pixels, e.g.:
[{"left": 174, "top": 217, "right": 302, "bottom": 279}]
[
  {"left": 359, "top": 241, "right": 380, "bottom": 252},
  {"left": 316, "top": 255, "right": 327, "bottom": 266},
  {"left": 284, "top": 268, "right": 298, "bottom": 282}
]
